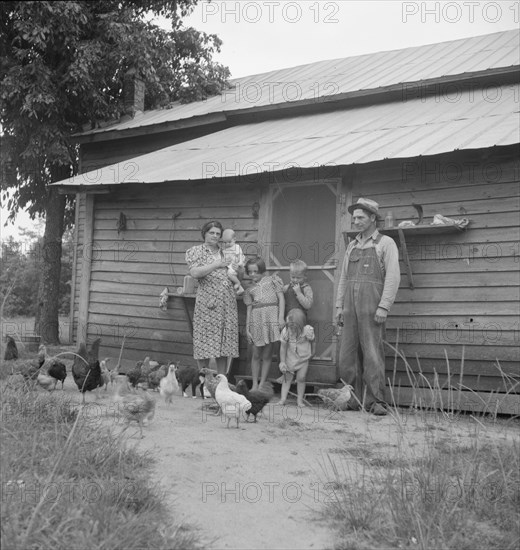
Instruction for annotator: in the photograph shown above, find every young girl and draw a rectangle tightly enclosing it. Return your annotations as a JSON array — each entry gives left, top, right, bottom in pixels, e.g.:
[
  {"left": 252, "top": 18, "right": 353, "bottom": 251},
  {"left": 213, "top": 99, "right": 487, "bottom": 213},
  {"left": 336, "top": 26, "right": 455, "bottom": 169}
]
[
  {"left": 243, "top": 256, "right": 285, "bottom": 391},
  {"left": 277, "top": 308, "right": 315, "bottom": 407}
]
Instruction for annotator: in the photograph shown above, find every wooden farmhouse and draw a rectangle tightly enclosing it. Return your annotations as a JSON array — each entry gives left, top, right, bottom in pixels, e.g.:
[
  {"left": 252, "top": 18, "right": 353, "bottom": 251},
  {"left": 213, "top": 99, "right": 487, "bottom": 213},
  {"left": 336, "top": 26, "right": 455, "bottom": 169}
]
[{"left": 55, "top": 30, "right": 520, "bottom": 413}]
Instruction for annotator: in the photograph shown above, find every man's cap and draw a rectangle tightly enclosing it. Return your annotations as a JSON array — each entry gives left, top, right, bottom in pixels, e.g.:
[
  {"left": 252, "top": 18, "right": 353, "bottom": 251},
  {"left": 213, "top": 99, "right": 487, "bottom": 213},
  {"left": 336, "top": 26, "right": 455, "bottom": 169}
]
[{"left": 348, "top": 198, "right": 380, "bottom": 217}]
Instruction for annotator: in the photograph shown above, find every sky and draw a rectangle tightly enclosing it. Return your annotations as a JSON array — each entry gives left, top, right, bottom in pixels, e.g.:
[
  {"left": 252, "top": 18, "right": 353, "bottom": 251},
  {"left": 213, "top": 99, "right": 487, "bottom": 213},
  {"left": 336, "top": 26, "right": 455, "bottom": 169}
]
[{"left": 2, "top": 0, "right": 518, "bottom": 242}]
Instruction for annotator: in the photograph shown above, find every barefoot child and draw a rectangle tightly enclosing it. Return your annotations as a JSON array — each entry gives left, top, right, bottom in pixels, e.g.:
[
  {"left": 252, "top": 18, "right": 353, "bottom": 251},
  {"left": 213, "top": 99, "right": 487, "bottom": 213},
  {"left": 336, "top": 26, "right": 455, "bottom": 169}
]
[
  {"left": 283, "top": 260, "right": 313, "bottom": 319},
  {"left": 221, "top": 228, "right": 246, "bottom": 295},
  {"left": 277, "top": 308, "right": 315, "bottom": 407},
  {"left": 244, "top": 256, "right": 285, "bottom": 390}
]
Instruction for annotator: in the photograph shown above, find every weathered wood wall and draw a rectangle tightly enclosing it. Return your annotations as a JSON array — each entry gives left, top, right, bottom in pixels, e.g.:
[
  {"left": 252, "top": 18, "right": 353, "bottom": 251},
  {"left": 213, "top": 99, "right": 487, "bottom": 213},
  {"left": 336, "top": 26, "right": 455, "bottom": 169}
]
[
  {"left": 76, "top": 181, "right": 262, "bottom": 370},
  {"left": 71, "top": 142, "right": 519, "bottom": 411},
  {"left": 351, "top": 148, "right": 519, "bottom": 404}
]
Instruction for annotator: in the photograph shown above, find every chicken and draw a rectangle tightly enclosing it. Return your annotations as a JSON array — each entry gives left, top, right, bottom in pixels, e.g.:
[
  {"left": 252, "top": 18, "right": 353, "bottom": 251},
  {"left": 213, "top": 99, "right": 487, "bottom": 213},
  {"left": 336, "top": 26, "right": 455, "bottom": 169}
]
[
  {"left": 114, "top": 379, "right": 156, "bottom": 438},
  {"left": 36, "top": 372, "right": 56, "bottom": 391},
  {"left": 100, "top": 358, "right": 111, "bottom": 391},
  {"left": 140, "top": 356, "right": 159, "bottom": 378},
  {"left": 235, "top": 380, "right": 274, "bottom": 422},
  {"left": 4, "top": 335, "right": 18, "bottom": 360},
  {"left": 148, "top": 364, "right": 168, "bottom": 391},
  {"left": 215, "top": 374, "right": 252, "bottom": 429},
  {"left": 46, "top": 358, "right": 67, "bottom": 390},
  {"left": 199, "top": 368, "right": 236, "bottom": 401},
  {"left": 71, "top": 338, "right": 104, "bottom": 404},
  {"left": 18, "top": 344, "right": 47, "bottom": 384},
  {"left": 159, "top": 364, "right": 179, "bottom": 404},
  {"left": 126, "top": 361, "right": 146, "bottom": 388},
  {"left": 109, "top": 362, "right": 120, "bottom": 387},
  {"left": 316, "top": 384, "right": 355, "bottom": 411},
  {"left": 176, "top": 364, "right": 204, "bottom": 398}
]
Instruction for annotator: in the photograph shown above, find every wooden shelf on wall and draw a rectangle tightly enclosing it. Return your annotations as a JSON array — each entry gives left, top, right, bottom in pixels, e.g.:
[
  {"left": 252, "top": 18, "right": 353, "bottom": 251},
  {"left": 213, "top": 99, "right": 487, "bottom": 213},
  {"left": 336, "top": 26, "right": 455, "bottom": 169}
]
[{"left": 342, "top": 223, "right": 470, "bottom": 289}]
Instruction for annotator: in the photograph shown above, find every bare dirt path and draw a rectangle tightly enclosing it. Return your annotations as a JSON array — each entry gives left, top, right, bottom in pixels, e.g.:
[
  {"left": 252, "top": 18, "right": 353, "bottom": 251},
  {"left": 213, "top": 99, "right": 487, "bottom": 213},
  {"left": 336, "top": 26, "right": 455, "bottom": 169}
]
[{"left": 59, "top": 375, "right": 518, "bottom": 550}]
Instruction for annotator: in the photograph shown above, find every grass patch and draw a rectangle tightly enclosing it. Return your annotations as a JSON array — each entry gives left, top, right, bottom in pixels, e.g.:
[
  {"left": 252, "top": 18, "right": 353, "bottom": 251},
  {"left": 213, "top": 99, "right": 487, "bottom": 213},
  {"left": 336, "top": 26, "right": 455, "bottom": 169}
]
[
  {"left": 319, "top": 416, "right": 519, "bottom": 550},
  {"left": 1, "top": 383, "right": 201, "bottom": 549}
]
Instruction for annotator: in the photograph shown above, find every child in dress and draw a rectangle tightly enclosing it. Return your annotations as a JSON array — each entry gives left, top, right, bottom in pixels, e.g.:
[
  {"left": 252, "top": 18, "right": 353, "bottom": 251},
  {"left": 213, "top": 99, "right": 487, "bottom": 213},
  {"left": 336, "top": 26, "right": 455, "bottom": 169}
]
[
  {"left": 244, "top": 256, "right": 285, "bottom": 391},
  {"left": 221, "top": 229, "right": 246, "bottom": 296},
  {"left": 283, "top": 260, "right": 314, "bottom": 320},
  {"left": 277, "top": 308, "right": 315, "bottom": 407}
]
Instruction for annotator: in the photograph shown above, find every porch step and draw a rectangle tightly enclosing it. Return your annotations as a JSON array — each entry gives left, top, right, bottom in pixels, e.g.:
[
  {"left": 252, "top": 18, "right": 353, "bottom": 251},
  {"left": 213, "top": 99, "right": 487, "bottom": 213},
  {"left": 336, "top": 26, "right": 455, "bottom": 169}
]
[{"left": 234, "top": 374, "right": 337, "bottom": 391}]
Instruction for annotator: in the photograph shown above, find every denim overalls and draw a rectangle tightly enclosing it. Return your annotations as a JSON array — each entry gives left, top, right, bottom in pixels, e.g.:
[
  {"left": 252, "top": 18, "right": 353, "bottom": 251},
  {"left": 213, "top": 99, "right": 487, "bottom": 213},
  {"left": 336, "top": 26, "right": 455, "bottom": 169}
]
[{"left": 338, "top": 235, "right": 386, "bottom": 409}]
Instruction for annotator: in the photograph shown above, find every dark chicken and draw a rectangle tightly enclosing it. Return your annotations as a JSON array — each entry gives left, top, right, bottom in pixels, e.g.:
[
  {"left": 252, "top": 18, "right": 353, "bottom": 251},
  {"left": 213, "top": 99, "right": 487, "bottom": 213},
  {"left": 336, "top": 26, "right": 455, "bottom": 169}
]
[
  {"left": 176, "top": 364, "right": 204, "bottom": 398},
  {"left": 235, "top": 380, "right": 274, "bottom": 422},
  {"left": 4, "top": 335, "right": 18, "bottom": 360},
  {"left": 47, "top": 359, "right": 67, "bottom": 390},
  {"left": 72, "top": 338, "right": 104, "bottom": 403}
]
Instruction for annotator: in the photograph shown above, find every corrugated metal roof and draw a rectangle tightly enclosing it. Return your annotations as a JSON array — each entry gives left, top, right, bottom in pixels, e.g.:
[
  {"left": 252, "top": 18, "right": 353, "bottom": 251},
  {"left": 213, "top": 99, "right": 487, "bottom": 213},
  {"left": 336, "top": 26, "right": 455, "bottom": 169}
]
[
  {"left": 81, "top": 30, "right": 519, "bottom": 137},
  {"left": 59, "top": 83, "right": 519, "bottom": 187}
]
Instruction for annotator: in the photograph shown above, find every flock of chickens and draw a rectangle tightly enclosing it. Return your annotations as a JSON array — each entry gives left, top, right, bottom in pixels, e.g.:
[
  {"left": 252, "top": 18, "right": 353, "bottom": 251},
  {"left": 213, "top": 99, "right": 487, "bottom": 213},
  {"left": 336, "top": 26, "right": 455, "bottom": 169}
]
[{"left": 5, "top": 335, "right": 355, "bottom": 437}]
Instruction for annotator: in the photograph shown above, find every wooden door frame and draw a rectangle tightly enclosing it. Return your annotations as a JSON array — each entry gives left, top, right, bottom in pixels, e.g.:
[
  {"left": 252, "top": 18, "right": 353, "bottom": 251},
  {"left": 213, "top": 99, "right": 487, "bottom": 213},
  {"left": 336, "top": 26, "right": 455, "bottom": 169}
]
[{"left": 258, "top": 176, "right": 346, "bottom": 367}]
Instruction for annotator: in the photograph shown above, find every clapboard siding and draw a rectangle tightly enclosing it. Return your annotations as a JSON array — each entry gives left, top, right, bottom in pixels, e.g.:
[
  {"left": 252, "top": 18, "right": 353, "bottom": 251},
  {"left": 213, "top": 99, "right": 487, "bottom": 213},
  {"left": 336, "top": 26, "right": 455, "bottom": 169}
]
[
  {"left": 72, "top": 132, "right": 519, "bottom": 410},
  {"left": 351, "top": 151, "right": 519, "bottom": 398},
  {"left": 83, "top": 180, "right": 259, "bottom": 369}
]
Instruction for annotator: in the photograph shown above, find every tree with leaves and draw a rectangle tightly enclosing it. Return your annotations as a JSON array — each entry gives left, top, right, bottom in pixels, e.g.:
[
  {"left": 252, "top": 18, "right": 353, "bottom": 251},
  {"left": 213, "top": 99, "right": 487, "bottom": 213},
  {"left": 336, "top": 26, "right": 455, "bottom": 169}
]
[{"left": 1, "top": 0, "right": 229, "bottom": 343}]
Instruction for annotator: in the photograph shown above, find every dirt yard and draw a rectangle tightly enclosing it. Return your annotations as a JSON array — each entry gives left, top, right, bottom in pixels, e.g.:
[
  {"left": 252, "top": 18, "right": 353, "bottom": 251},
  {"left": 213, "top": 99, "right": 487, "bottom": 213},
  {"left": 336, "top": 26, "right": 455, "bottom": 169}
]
[{"left": 53, "top": 371, "right": 518, "bottom": 550}]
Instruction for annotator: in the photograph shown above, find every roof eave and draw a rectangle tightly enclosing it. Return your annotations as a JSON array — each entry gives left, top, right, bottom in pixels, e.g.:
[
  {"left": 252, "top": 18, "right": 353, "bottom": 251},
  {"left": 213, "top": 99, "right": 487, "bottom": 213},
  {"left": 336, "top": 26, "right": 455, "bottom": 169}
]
[{"left": 72, "top": 66, "right": 520, "bottom": 144}]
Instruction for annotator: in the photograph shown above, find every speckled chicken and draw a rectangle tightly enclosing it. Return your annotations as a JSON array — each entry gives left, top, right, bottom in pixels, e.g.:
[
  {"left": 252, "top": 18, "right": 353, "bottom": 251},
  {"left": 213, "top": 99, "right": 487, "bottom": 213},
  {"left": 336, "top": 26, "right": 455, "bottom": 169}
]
[
  {"left": 235, "top": 380, "right": 274, "bottom": 422},
  {"left": 18, "top": 344, "right": 47, "bottom": 383},
  {"left": 317, "top": 384, "right": 355, "bottom": 411},
  {"left": 72, "top": 338, "right": 104, "bottom": 404},
  {"left": 126, "top": 360, "right": 146, "bottom": 388},
  {"left": 148, "top": 364, "right": 168, "bottom": 391},
  {"left": 114, "top": 379, "right": 156, "bottom": 438}
]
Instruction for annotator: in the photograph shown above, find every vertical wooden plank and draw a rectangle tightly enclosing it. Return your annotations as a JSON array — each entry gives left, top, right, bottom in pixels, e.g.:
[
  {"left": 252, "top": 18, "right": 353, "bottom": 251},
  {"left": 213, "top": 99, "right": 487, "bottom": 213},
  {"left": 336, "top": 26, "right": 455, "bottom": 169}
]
[
  {"left": 257, "top": 183, "right": 272, "bottom": 263},
  {"left": 77, "top": 194, "right": 94, "bottom": 343},
  {"left": 68, "top": 193, "right": 81, "bottom": 344}
]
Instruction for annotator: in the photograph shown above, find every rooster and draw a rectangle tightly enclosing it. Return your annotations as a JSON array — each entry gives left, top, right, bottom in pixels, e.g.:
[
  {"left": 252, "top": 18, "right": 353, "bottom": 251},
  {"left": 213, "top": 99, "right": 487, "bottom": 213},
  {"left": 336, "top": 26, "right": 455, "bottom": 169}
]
[
  {"left": 114, "top": 379, "right": 156, "bottom": 438},
  {"left": 159, "top": 364, "right": 179, "bottom": 404},
  {"left": 72, "top": 338, "right": 104, "bottom": 404},
  {"left": 215, "top": 374, "right": 252, "bottom": 429},
  {"left": 235, "top": 380, "right": 274, "bottom": 423}
]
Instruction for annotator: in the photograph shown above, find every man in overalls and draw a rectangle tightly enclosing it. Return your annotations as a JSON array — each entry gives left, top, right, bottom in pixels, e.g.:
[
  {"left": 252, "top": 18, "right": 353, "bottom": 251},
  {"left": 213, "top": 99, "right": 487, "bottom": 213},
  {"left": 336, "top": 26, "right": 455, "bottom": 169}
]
[{"left": 335, "top": 198, "right": 400, "bottom": 415}]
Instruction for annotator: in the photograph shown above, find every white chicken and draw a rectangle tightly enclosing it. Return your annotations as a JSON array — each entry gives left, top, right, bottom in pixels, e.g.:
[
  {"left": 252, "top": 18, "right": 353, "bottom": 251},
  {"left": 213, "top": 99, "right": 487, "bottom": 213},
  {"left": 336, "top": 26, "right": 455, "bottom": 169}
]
[
  {"left": 215, "top": 374, "right": 252, "bottom": 429},
  {"left": 100, "top": 358, "right": 111, "bottom": 391},
  {"left": 159, "top": 363, "right": 179, "bottom": 405}
]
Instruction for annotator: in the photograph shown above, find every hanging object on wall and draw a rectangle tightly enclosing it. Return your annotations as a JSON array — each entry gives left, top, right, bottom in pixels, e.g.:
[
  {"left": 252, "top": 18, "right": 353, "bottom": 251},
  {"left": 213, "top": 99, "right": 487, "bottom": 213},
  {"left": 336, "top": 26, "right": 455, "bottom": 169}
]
[
  {"left": 252, "top": 202, "right": 260, "bottom": 219},
  {"left": 117, "top": 212, "right": 127, "bottom": 233}
]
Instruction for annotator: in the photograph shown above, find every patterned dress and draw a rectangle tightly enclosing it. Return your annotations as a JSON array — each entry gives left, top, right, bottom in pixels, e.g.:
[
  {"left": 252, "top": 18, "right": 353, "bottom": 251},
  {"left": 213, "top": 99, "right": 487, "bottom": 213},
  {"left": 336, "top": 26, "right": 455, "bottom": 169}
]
[
  {"left": 185, "top": 244, "right": 239, "bottom": 360},
  {"left": 243, "top": 275, "right": 284, "bottom": 347}
]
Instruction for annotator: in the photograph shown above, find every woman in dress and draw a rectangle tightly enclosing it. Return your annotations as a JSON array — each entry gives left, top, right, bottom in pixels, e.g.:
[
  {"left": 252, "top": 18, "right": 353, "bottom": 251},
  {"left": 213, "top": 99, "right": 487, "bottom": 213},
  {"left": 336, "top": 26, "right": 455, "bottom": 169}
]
[{"left": 185, "top": 221, "right": 239, "bottom": 373}]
